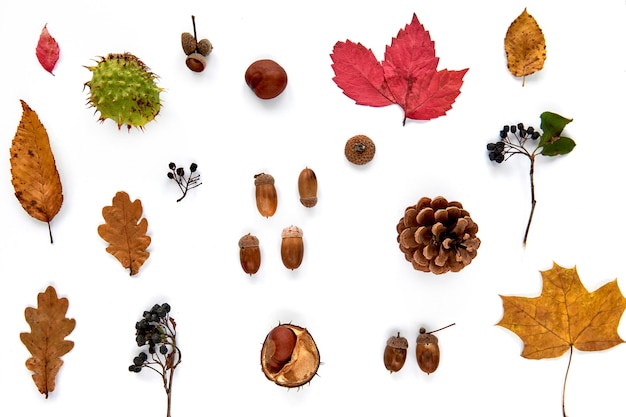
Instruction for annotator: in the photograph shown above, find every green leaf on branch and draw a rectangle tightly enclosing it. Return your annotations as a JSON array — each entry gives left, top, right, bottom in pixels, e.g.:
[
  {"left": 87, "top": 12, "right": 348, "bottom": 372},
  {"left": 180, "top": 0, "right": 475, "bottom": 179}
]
[
  {"left": 540, "top": 136, "right": 576, "bottom": 156},
  {"left": 538, "top": 111, "right": 573, "bottom": 147}
]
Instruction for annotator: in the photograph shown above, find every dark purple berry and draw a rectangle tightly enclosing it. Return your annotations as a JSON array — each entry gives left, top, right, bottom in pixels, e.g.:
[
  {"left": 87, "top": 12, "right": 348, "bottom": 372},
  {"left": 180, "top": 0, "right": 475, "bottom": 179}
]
[
  {"left": 495, "top": 154, "right": 505, "bottom": 163},
  {"left": 167, "top": 172, "right": 174, "bottom": 179},
  {"left": 487, "top": 143, "right": 496, "bottom": 151},
  {"left": 159, "top": 345, "right": 168, "bottom": 354},
  {"left": 517, "top": 122, "right": 524, "bottom": 130},
  {"left": 531, "top": 131, "right": 540, "bottom": 140},
  {"left": 190, "top": 163, "right": 198, "bottom": 172},
  {"left": 499, "top": 130, "right": 507, "bottom": 139},
  {"left": 510, "top": 125, "right": 517, "bottom": 134},
  {"left": 169, "top": 162, "right": 176, "bottom": 170},
  {"left": 176, "top": 167, "right": 184, "bottom": 177}
]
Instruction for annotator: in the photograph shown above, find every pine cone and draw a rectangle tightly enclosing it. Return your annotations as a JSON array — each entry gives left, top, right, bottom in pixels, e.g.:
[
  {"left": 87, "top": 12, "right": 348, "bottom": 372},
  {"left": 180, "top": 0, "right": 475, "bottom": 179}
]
[{"left": 396, "top": 196, "right": 480, "bottom": 274}]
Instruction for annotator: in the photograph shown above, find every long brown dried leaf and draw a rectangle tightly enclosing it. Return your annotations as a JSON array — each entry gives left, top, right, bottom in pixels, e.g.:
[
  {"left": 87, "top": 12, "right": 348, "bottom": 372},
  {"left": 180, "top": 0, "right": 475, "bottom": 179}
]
[
  {"left": 98, "top": 191, "right": 151, "bottom": 275},
  {"left": 10, "top": 100, "right": 63, "bottom": 243},
  {"left": 20, "top": 286, "right": 75, "bottom": 398},
  {"left": 504, "top": 8, "right": 546, "bottom": 86}
]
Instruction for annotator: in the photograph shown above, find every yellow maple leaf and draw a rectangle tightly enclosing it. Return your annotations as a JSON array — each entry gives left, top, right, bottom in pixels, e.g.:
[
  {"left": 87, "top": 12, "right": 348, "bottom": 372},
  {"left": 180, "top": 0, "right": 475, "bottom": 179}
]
[
  {"left": 504, "top": 8, "right": 546, "bottom": 86},
  {"left": 497, "top": 262, "right": 625, "bottom": 416}
]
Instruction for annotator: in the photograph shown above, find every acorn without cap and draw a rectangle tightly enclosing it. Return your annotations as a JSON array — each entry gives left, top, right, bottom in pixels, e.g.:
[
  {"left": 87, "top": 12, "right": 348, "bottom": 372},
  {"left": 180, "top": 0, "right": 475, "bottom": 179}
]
[{"left": 298, "top": 167, "right": 318, "bottom": 208}]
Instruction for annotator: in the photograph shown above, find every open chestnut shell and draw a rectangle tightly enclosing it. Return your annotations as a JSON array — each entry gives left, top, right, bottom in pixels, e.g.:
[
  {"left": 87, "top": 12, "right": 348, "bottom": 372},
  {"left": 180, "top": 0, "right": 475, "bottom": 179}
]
[{"left": 260, "top": 324, "right": 320, "bottom": 388}]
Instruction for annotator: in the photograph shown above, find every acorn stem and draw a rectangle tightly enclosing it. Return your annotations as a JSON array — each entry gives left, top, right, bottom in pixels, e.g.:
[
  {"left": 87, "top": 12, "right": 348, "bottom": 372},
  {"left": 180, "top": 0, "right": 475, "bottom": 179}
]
[
  {"left": 428, "top": 323, "right": 456, "bottom": 334},
  {"left": 191, "top": 15, "right": 198, "bottom": 43}
]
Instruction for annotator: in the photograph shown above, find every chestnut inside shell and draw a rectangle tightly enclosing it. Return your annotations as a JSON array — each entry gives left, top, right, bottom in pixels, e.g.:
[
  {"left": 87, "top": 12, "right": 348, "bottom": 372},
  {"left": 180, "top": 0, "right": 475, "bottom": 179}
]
[{"left": 260, "top": 324, "right": 320, "bottom": 388}]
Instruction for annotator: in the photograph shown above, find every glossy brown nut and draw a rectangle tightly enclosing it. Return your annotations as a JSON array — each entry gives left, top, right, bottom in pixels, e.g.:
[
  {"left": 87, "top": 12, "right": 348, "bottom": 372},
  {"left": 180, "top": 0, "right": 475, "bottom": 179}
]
[
  {"left": 254, "top": 173, "right": 277, "bottom": 217},
  {"left": 245, "top": 59, "right": 288, "bottom": 99},
  {"left": 416, "top": 327, "right": 440, "bottom": 374},
  {"left": 384, "top": 332, "right": 408, "bottom": 373},
  {"left": 239, "top": 233, "right": 260, "bottom": 275},
  {"left": 281, "top": 226, "right": 303, "bottom": 270},
  {"left": 297, "top": 167, "right": 318, "bottom": 208},
  {"left": 261, "top": 324, "right": 320, "bottom": 388}
]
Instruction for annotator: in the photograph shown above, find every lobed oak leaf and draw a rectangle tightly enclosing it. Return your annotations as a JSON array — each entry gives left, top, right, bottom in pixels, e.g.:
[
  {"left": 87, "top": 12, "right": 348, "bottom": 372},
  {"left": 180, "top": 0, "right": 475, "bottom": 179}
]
[
  {"left": 331, "top": 13, "right": 468, "bottom": 125},
  {"left": 20, "top": 286, "right": 76, "bottom": 398},
  {"left": 497, "top": 263, "right": 625, "bottom": 415},
  {"left": 504, "top": 9, "right": 546, "bottom": 86},
  {"left": 10, "top": 100, "right": 64, "bottom": 244},
  {"left": 98, "top": 191, "right": 151, "bottom": 276},
  {"left": 36, "top": 24, "right": 60, "bottom": 75}
]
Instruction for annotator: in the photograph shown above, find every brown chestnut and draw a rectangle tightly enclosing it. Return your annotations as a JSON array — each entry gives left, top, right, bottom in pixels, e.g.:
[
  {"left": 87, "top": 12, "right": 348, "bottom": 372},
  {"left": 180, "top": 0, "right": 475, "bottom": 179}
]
[
  {"left": 261, "top": 324, "right": 320, "bottom": 388},
  {"left": 245, "top": 59, "right": 288, "bottom": 99},
  {"left": 254, "top": 173, "right": 277, "bottom": 218},
  {"left": 297, "top": 167, "right": 318, "bottom": 208},
  {"left": 238, "top": 233, "right": 260, "bottom": 275},
  {"left": 384, "top": 332, "right": 408, "bottom": 373},
  {"left": 281, "top": 226, "right": 303, "bottom": 270}
]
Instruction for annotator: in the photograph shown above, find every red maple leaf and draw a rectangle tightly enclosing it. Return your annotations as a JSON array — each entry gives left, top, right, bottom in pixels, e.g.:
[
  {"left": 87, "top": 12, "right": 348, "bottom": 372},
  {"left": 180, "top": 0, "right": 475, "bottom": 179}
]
[
  {"left": 331, "top": 14, "right": 468, "bottom": 125},
  {"left": 36, "top": 24, "right": 60, "bottom": 75}
]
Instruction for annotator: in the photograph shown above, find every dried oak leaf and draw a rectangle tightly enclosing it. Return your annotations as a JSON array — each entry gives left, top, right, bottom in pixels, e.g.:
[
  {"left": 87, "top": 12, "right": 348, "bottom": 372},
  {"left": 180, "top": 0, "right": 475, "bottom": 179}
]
[
  {"left": 497, "top": 263, "right": 626, "bottom": 416},
  {"left": 98, "top": 191, "right": 151, "bottom": 276},
  {"left": 20, "top": 286, "right": 75, "bottom": 398},
  {"left": 331, "top": 13, "right": 468, "bottom": 125},
  {"left": 504, "top": 8, "right": 546, "bottom": 86},
  {"left": 36, "top": 24, "right": 60, "bottom": 75},
  {"left": 10, "top": 100, "right": 63, "bottom": 244}
]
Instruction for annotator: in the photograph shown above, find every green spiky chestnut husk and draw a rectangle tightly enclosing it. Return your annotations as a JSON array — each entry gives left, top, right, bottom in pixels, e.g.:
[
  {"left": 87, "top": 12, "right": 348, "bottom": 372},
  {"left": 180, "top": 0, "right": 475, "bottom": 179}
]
[{"left": 84, "top": 53, "right": 163, "bottom": 131}]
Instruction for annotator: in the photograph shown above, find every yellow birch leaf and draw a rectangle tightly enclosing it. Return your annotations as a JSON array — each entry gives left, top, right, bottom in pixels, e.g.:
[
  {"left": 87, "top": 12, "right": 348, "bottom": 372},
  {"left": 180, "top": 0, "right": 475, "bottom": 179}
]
[
  {"left": 504, "top": 8, "right": 546, "bottom": 86},
  {"left": 10, "top": 100, "right": 64, "bottom": 243},
  {"left": 20, "top": 286, "right": 76, "bottom": 398},
  {"left": 97, "top": 191, "right": 151, "bottom": 276}
]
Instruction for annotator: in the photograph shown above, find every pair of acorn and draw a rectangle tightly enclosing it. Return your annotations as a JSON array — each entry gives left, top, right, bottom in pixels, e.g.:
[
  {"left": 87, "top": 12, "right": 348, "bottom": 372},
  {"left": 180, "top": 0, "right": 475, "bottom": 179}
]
[
  {"left": 181, "top": 16, "right": 213, "bottom": 72},
  {"left": 384, "top": 324, "right": 455, "bottom": 375},
  {"left": 239, "top": 226, "right": 304, "bottom": 274},
  {"left": 254, "top": 168, "right": 318, "bottom": 217}
]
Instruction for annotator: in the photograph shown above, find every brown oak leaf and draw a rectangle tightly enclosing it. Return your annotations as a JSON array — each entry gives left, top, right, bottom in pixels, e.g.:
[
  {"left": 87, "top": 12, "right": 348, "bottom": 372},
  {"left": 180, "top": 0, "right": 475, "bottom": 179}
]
[
  {"left": 10, "top": 100, "right": 64, "bottom": 243},
  {"left": 497, "top": 262, "right": 626, "bottom": 416},
  {"left": 20, "top": 286, "right": 75, "bottom": 398},
  {"left": 98, "top": 191, "right": 151, "bottom": 276}
]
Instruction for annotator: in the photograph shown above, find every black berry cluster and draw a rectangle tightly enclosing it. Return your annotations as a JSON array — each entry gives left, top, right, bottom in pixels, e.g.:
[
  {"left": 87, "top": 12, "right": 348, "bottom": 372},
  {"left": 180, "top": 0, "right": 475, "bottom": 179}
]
[
  {"left": 167, "top": 162, "right": 201, "bottom": 202},
  {"left": 487, "top": 123, "right": 541, "bottom": 163},
  {"left": 128, "top": 303, "right": 180, "bottom": 417},
  {"left": 129, "top": 303, "right": 172, "bottom": 373}
]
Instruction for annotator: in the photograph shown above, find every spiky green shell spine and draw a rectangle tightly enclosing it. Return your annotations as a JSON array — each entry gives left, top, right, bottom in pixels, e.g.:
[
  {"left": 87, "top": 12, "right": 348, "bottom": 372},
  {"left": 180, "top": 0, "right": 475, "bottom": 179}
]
[{"left": 84, "top": 53, "right": 163, "bottom": 131}]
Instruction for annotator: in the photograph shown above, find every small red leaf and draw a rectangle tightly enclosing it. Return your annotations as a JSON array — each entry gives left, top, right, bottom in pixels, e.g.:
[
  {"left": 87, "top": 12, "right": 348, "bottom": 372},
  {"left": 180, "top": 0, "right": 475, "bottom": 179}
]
[
  {"left": 330, "top": 40, "right": 394, "bottom": 107},
  {"left": 36, "top": 24, "right": 59, "bottom": 75},
  {"left": 331, "top": 13, "right": 468, "bottom": 125}
]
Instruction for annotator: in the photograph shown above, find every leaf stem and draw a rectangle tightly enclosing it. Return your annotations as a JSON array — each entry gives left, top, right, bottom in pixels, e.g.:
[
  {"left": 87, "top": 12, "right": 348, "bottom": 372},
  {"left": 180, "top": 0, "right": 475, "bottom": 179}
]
[
  {"left": 562, "top": 345, "right": 573, "bottom": 417},
  {"left": 523, "top": 155, "right": 537, "bottom": 246},
  {"left": 47, "top": 221, "right": 54, "bottom": 244}
]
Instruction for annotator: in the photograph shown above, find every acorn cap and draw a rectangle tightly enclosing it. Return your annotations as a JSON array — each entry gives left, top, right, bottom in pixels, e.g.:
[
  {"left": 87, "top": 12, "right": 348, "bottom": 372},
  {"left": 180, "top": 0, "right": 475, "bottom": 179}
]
[
  {"left": 345, "top": 134, "right": 376, "bottom": 165},
  {"left": 254, "top": 173, "right": 275, "bottom": 186},
  {"left": 282, "top": 225, "right": 303, "bottom": 239},
  {"left": 181, "top": 32, "right": 197, "bottom": 55},
  {"left": 186, "top": 53, "right": 206, "bottom": 72},
  {"left": 386, "top": 334, "right": 409, "bottom": 349},
  {"left": 197, "top": 38, "right": 213, "bottom": 56},
  {"left": 239, "top": 233, "right": 259, "bottom": 249}
]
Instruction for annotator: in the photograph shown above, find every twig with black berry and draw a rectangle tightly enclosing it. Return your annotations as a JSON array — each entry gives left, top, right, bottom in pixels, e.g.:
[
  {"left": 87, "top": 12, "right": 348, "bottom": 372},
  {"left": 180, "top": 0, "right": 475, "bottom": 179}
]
[
  {"left": 486, "top": 111, "right": 575, "bottom": 246},
  {"left": 167, "top": 162, "right": 201, "bottom": 202},
  {"left": 129, "top": 303, "right": 181, "bottom": 417}
]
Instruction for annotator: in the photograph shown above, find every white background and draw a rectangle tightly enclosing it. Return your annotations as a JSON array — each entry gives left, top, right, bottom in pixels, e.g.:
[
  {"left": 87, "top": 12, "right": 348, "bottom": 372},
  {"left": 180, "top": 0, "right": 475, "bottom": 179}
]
[{"left": 0, "top": 1, "right": 625, "bottom": 416}]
